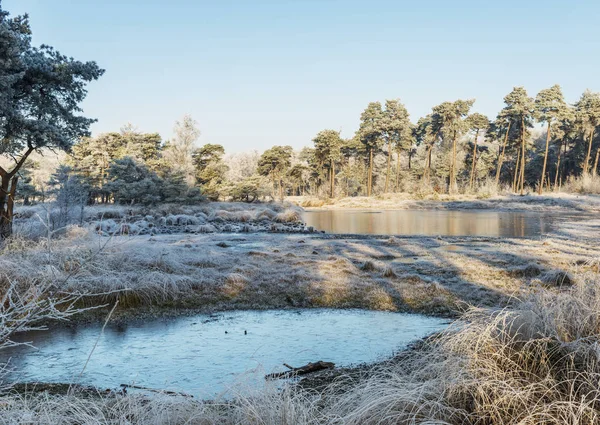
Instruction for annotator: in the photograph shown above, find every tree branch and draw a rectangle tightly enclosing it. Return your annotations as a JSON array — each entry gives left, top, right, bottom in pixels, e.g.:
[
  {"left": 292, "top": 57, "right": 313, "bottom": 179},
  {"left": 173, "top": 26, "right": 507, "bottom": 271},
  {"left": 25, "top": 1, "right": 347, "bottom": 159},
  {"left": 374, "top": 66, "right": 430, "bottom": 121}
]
[{"left": 7, "top": 146, "right": 35, "bottom": 178}]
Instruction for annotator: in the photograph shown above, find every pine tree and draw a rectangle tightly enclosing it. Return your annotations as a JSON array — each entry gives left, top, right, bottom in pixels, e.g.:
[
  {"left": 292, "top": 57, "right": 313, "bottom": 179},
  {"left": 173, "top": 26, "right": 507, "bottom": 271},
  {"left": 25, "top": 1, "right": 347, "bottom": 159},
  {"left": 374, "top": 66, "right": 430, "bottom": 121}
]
[
  {"left": 0, "top": 6, "right": 103, "bottom": 236},
  {"left": 192, "top": 144, "right": 228, "bottom": 200},
  {"left": 534, "top": 85, "right": 573, "bottom": 193},
  {"left": 257, "top": 146, "right": 293, "bottom": 200},
  {"left": 312, "top": 130, "right": 343, "bottom": 197},
  {"left": 497, "top": 87, "right": 534, "bottom": 194},
  {"left": 466, "top": 113, "right": 490, "bottom": 190},
  {"left": 380, "top": 100, "right": 412, "bottom": 193},
  {"left": 431, "top": 100, "right": 474, "bottom": 193},
  {"left": 415, "top": 115, "right": 439, "bottom": 185},
  {"left": 574, "top": 90, "right": 600, "bottom": 175},
  {"left": 357, "top": 102, "right": 384, "bottom": 196}
]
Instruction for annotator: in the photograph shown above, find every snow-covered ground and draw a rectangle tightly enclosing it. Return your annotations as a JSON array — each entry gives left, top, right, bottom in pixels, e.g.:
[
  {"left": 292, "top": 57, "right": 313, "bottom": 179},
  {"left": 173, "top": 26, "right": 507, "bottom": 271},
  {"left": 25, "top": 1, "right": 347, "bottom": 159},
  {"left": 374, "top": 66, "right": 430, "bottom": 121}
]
[{"left": 2, "top": 212, "right": 597, "bottom": 321}]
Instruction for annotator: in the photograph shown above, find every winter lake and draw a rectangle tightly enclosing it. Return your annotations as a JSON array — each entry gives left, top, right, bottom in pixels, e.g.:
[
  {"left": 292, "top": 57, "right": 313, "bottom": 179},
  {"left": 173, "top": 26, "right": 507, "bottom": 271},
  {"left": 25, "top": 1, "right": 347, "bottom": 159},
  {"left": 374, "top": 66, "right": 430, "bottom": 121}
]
[
  {"left": 0, "top": 309, "right": 447, "bottom": 398},
  {"left": 303, "top": 209, "right": 584, "bottom": 238}
]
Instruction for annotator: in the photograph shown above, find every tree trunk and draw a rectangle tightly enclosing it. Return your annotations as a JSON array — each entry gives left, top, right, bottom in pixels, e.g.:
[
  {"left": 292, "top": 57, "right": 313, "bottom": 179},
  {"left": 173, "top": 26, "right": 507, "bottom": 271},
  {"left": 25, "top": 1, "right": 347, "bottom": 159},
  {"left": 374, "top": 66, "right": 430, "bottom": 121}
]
[
  {"left": 279, "top": 175, "right": 284, "bottom": 201},
  {"left": 450, "top": 133, "right": 457, "bottom": 194},
  {"left": 554, "top": 139, "right": 563, "bottom": 189},
  {"left": 495, "top": 123, "right": 511, "bottom": 186},
  {"left": 520, "top": 116, "right": 526, "bottom": 195},
  {"left": 469, "top": 129, "right": 479, "bottom": 190},
  {"left": 424, "top": 145, "right": 432, "bottom": 184},
  {"left": 593, "top": 147, "right": 600, "bottom": 177},
  {"left": 395, "top": 151, "right": 401, "bottom": 192},
  {"left": 384, "top": 142, "right": 392, "bottom": 193},
  {"left": 367, "top": 148, "right": 373, "bottom": 197},
  {"left": 583, "top": 129, "right": 595, "bottom": 175},
  {"left": 0, "top": 175, "right": 19, "bottom": 239},
  {"left": 0, "top": 146, "right": 34, "bottom": 238},
  {"left": 538, "top": 122, "right": 552, "bottom": 194},
  {"left": 517, "top": 156, "right": 524, "bottom": 193},
  {"left": 330, "top": 159, "right": 335, "bottom": 198},
  {"left": 513, "top": 148, "right": 521, "bottom": 193}
]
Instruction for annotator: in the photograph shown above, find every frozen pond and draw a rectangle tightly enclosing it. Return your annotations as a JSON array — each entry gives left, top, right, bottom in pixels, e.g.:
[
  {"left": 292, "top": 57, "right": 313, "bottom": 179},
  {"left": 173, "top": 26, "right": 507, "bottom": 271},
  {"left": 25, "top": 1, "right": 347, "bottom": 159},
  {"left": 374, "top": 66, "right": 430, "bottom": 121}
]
[
  {"left": 304, "top": 209, "right": 579, "bottom": 238},
  {"left": 0, "top": 309, "right": 447, "bottom": 397}
]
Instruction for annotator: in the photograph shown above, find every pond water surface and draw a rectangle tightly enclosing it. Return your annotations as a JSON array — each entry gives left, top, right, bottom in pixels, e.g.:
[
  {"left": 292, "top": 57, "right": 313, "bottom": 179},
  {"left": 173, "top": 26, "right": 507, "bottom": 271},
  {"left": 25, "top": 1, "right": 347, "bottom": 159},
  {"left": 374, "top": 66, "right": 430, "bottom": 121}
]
[
  {"left": 0, "top": 309, "right": 447, "bottom": 397},
  {"left": 304, "top": 209, "right": 579, "bottom": 238}
]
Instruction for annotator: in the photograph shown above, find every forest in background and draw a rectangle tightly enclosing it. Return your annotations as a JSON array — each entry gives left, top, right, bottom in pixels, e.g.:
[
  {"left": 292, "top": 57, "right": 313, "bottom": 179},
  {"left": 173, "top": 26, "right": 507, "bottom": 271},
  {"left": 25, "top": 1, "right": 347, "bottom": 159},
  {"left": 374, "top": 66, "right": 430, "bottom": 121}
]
[{"left": 14, "top": 84, "right": 600, "bottom": 210}]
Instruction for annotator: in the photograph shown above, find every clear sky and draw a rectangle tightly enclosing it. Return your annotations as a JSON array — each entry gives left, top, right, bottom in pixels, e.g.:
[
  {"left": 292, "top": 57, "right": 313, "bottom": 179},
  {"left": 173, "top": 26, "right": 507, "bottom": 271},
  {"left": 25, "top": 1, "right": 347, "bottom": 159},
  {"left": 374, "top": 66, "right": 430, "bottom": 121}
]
[{"left": 5, "top": 0, "right": 600, "bottom": 152}]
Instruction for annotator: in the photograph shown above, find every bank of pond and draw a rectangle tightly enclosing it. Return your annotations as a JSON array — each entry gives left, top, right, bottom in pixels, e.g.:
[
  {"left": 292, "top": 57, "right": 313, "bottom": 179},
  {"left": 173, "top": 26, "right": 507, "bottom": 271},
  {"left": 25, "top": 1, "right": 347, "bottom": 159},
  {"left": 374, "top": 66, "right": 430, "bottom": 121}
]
[{"left": 0, "top": 309, "right": 447, "bottom": 398}]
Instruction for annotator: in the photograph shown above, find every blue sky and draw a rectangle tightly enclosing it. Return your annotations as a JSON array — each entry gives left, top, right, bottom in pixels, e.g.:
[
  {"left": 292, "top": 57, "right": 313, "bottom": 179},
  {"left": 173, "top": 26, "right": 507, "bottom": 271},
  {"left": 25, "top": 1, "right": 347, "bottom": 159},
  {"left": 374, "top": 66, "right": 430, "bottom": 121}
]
[{"left": 5, "top": 0, "right": 600, "bottom": 152}]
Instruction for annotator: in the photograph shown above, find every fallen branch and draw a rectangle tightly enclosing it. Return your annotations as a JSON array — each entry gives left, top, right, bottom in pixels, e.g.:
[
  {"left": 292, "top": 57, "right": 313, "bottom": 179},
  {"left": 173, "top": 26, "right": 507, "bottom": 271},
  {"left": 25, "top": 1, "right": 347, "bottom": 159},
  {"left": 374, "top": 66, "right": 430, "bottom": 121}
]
[
  {"left": 120, "top": 384, "right": 193, "bottom": 398},
  {"left": 265, "top": 361, "right": 335, "bottom": 380}
]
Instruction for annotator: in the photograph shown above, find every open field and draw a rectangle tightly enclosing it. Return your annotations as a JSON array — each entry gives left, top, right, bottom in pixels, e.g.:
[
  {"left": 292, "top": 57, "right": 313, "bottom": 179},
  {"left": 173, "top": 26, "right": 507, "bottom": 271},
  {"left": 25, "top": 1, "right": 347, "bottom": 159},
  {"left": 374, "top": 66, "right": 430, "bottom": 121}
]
[
  {"left": 2, "top": 212, "right": 598, "bottom": 321},
  {"left": 0, "top": 197, "right": 599, "bottom": 424},
  {"left": 1, "top": 274, "right": 600, "bottom": 424}
]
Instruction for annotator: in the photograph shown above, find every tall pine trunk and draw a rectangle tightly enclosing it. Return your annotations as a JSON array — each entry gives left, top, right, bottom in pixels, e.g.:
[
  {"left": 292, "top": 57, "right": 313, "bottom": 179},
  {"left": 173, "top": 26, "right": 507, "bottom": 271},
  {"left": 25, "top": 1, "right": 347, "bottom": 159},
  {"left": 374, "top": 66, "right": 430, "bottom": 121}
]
[
  {"left": 384, "top": 142, "right": 392, "bottom": 193},
  {"left": 271, "top": 171, "right": 277, "bottom": 199},
  {"left": 424, "top": 145, "right": 433, "bottom": 184},
  {"left": 395, "top": 151, "right": 401, "bottom": 192},
  {"left": 330, "top": 159, "right": 335, "bottom": 198},
  {"left": 469, "top": 129, "right": 480, "bottom": 190},
  {"left": 583, "top": 129, "right": 595, "bottom": 175},
  {"left": 593, "top": 147, "right": 600, "bottom": 177},
  {"left": 367, "top": 148, "right": 373, "bottom": 196},
  {"left": 495, "top": 123, "right": 511, "bottom": 186},
  {"left": 554, "top": 139, "right": 563, "bottom": 189},
  {"left": 450, "top": 132, "right": 457, "bottom": 194},
  {"left": 538, "top": 122, "right": 552, "bottom": 194},
  {"left": 279, "top": 174, "right": 284, "bottom": 201},
  {"left": 520, "top": 116, "right": 526, "bottom": 195},
  {"left": 513, "top": 148, "right": 521, "bottom": 192}
]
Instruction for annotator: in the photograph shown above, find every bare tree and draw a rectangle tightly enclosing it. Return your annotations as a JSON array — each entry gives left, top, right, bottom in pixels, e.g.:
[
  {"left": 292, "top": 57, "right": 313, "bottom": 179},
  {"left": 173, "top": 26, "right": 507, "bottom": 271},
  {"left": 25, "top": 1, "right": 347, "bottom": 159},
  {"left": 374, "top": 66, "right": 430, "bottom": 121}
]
[{"left": 164, "top": 115, "right": 201, "bottom": 185}]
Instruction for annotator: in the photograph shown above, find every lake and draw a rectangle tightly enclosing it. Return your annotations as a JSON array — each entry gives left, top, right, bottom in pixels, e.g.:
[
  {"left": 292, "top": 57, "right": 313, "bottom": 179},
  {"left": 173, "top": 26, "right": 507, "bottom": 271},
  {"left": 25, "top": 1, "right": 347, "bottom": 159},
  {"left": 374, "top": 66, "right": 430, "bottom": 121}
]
[
  {"left": 303, "top": 209, "right": 577, "bottom": 238},
  {"left": 0, "top": 309, "right": 447, "bottom": 398}
]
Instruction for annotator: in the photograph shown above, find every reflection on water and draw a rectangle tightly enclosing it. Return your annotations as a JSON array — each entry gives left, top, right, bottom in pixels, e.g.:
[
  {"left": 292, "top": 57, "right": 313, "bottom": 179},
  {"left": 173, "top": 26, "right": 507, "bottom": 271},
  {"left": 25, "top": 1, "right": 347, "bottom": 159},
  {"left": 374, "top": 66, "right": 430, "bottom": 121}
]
[
  {"left": 0, "top": 309, "right": 446, "bottom": 397},
  {"left": 304, "top": 209, "right": 570, "bottom": 237}
]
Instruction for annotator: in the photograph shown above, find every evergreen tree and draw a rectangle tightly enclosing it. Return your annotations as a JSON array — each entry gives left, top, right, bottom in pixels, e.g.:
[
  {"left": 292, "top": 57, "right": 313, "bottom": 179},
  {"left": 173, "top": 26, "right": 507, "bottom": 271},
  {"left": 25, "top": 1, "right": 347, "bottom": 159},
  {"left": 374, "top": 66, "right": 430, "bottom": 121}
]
[
  {"left": 192, "top": 144, "right": 228, "bottom": 200},
  {"left": 287, "top": 164, "right": 310, "bottom": 196},
  {"left": 48, "top": 165, "right": 90, "bottom": 228},
  {"left": 497, "top": 87, "right": 534, "bottom": 194},
  {"left": 431, "top": 100, "right": 474, "bottom": 193},
  {"left": 229, "top": 176, "right": 267, "bottom": 202},
  {"left": 105, "top": 157, "right": 162, "bottom": 205},
  {"left": 415, "top": 115, "right": 439, "bottom": 185},
  {"left": 534, "top": 85, "right": 573, "bottom": 193},
  {"left": 15, "top": 162, "right": 41, "bottom": 205},
  {"left": 466, "top": 113, "right": 490, "bottom": 189},
  {"left": 493, "top": 115, "right": 513, "bottom": 186},
  {"left": 312, "top": 130, "right": 343, "bottom": 197},
  {"left": 380, "top": 100, "right": 412, "bottom": 193},
  {"left": 257, "top": 146, "right": 293, "bottom": 200},
  {"left": 159, "top": 169, "right": 203, "bottom": 204},
  {"left": 357, "top": 102, "right": 384, "bottom": 196},
  {"left": 574, "top": 90, "right": 600, "bottom": 175},
  {"left": 0, "top": 6, "right": 103, "bottom": 236}
]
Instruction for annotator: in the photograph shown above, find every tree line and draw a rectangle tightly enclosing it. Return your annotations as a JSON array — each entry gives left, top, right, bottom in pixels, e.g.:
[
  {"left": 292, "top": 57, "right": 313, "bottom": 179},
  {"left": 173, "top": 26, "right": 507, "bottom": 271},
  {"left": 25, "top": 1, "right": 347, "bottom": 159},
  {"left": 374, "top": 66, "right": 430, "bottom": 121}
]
[
  {"left": 15, "top": 85, "right": 600, "bottom": 213},
  {"left": 243, "top": 86, "right": 600, "bottom": 200}
]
